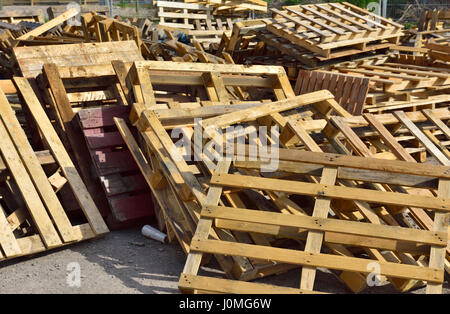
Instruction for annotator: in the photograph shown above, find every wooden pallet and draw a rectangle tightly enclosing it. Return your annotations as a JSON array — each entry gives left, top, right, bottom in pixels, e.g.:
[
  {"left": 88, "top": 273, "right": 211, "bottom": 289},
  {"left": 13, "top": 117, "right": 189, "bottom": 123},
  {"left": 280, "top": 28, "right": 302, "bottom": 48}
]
[
  {"left": 157, "top": 20, "right": 233, "bottom": 49},
  {"left": 364, "top": 91, "right": 450, "bottom": 114},
  {"left": 0, "top": 77, "right": 108, "bottom": 262},
  {"left": 14, "top": 40, "right": 143, "bottom": 78},
  {"left": 333, "top": 61, "right": 450, "bottom": 92},
  {"left": 179, "top": 153, "right": 449, "bottom": 293},
  {"left": 154, "top": 1, "right": 234, "bottom": 49},
  {"left": 0, "top": 10, "right": 44, "bottom": 24},
  {"left": 118, "top": 60, "right": 297, "bottom": 123},
  {"left": 324, "top": 109, "right": 450, "bottom": 166},
  {"left": 78, "top": 106, "right": 154, "bottom": 227},
  {"left": 295, "top": 70, "right": 369, "bottom": 115},
  {"left": 185, "top": 0, "right": 267, "bottom": 16},
  {"left": 282, "top": 108, "right": 450, "bottom": 276},
  {"left": 122, "top": 61, "right": 375, "bottom": 289},
  {"left": 34, "top": 61, "right": 156, "bottom": 226},
  {"left": 156, "top": 1, "right": 214, "bottom": 30},
  {"left": 119, "top": 61, "right": 300, "bottom": 280},
  {"left": 322, "top": 56, "right": 450, "bottom": 114},
  {"left": 192, "top": 92, "right": 450, "bottom": 292},
  {"left": 266, "top": 2, "right": 403, "bottom": 59},
  {"left": 220, "top": 19, "right": 268, "bottom": 56}
]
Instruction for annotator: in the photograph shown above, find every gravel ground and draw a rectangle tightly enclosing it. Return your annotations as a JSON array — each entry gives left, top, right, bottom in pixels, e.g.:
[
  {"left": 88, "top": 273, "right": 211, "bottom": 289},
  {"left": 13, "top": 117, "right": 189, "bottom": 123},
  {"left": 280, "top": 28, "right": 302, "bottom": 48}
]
[{"left": 0, "top": 228, "right": 448, "bottom": 294}]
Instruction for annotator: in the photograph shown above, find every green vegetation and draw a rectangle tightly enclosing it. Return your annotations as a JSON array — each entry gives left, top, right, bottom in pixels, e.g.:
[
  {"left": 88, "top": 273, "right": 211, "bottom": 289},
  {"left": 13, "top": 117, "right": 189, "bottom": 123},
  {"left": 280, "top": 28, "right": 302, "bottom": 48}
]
[{"left": 404, "top": 21, "right": 417, "bottom": 29}]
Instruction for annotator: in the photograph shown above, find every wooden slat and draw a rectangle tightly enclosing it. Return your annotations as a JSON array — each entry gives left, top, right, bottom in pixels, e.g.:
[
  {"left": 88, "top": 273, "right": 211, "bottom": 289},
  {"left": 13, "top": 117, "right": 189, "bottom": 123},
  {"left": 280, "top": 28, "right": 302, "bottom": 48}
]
[
  {"left": 135, "top": 60, "right": 285, "bottom": 75},
  {"left": 232, "top": 146, "right": 450, "bottom": 179},
  {"left": 190, "top": 239, "right": 442, "bottom": 283},
  {"left": 179, "top": 274, "right": 323, "bottom": 294},
  {"left": 210, "top": 173, "right": 450, "bottom": 212},
  {"left": 17, "top": 8, "right": 79, "bottom": 40},
  {"left": 200, "top": 90, "right": 333, "bottom": 129},
  {"left": 235, "top": 160, "right": 439, "bottom": 189},
  {"left": 300, "top": 167, "right": 337, "bottom": 290},
  {"left": 203, "top": 206, "right": 446, "bottom": 246}
]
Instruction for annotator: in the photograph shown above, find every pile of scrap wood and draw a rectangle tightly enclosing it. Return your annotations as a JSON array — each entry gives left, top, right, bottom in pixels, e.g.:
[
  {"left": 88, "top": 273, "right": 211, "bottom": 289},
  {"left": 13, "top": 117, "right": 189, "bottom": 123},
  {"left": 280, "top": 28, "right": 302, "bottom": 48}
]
[
  {"left": 0, "top": 3, "right": 449, "bottom": 295},
  {"left": 397, "top": 9, "right": 449, "bottom": 57},
  {"left": 110, "top": 60, "right": 449, "bottom": 294}
]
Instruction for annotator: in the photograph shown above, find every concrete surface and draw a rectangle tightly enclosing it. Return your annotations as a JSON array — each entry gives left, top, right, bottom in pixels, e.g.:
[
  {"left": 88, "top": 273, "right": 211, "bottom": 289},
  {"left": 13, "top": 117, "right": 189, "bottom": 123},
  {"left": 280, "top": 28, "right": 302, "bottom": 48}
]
[
  {"left": 0, "top": 228, "right": 448, "bottom": 294},
  {"left": 0, "top": 228, "right": 185, "bottom": 294}
]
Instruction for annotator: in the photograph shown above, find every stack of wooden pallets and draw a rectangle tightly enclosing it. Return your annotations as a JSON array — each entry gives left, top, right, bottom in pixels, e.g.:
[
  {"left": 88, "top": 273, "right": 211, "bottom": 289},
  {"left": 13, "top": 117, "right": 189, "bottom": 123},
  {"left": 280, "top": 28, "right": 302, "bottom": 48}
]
[
  {"left": 154, "top": 1, "right": 234, "bottom": 48},
  {"left": 216, "top": 2, "right": 404, "bottom": 70},
  {"left": 0, "top": 4, "right": 449, "bottom": 295},
  {"left": 293, "top": 55, "right": 450, "bottom": 114},
  {"left": 267, "top": 3, "right": 403, "bottom": 59}
]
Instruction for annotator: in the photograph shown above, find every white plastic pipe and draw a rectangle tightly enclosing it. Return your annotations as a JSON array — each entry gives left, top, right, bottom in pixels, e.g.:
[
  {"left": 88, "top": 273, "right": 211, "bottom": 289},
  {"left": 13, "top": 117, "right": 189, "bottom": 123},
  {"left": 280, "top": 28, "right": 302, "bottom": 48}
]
[{"left": 141, "top": 225, "right": 168, "bottom": 243}]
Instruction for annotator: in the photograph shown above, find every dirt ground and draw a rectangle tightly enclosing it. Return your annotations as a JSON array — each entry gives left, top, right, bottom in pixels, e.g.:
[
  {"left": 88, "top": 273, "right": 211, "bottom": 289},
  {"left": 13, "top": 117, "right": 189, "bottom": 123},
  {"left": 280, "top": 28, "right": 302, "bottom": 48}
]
[{"left": 0, "top": 227, "right": 448, "bottom": 294}]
